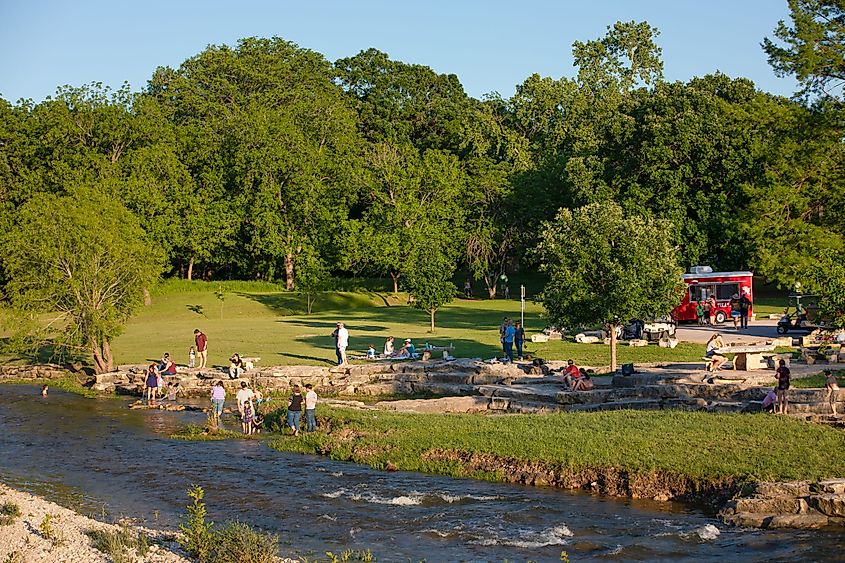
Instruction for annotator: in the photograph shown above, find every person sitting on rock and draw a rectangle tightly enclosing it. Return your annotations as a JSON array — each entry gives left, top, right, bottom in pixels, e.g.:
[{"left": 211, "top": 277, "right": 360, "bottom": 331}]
[
  {"left": 705, "top": 334, "right": 727, "bottom": 372},
  {"left": 572, "top": 372, "right": 594, "bottom": 391},
  {"left": 229, "top": 353, "right": 245, "bottom": 379},
  {"left": 562, "top": 359, "right": 582, "bottom": 388},
  {"left": 158, "top": 353, "right": 177, "bottom": 375}
]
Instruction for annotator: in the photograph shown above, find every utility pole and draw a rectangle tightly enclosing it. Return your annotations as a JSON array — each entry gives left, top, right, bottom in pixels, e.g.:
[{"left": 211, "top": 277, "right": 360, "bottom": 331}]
[{"left": 520, "top": 284, "right": 526, "bottom": 328}]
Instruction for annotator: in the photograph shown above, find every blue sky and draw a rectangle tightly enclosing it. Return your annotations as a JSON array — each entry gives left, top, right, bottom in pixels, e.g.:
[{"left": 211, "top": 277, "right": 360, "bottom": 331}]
[{"left": 0, "top": 0, "right": 797, "bottom": 103}]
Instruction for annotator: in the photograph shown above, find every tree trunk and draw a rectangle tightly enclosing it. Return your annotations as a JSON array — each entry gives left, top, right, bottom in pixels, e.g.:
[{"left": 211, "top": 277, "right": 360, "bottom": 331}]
[
  {"left": 430, "top": 309, "right": 436, "bottom": 333},
  {"left": 91, "top": 338, "right": 113, "bottom": 374},
  {"left": 307, "top": 293, "right": 315, "bottom": 314},
  {"left": 609, "top": 323, "right": 618, "bottom": 373},
  {"left": 284, "top": 253, "right": 295, "bottom": 291},
  {"left": 484, "top": 273, "right": 497, "bottom": 299},
  {"left": 389, "top": 271, "right": 400, "bottom": 294},
  {"left": 143, "top": 287, "right": 152, "bottom": 306},
  {"left": 187, "top": 256, "right": 195, "bottom": 281}
]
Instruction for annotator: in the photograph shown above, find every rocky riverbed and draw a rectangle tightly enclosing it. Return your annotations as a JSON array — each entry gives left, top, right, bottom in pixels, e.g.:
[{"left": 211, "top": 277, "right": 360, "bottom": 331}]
[{"left": 0, "top": 483, "right": 189, "bottom": 563}]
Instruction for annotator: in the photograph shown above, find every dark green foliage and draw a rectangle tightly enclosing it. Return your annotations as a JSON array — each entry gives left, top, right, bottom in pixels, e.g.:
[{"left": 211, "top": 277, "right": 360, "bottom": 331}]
[
  {"left": 211, "top": 521, "right": 279, "bottom": 563},
  {"left": 179, "top": 485, "right": 214, "bottom": 562},
  {"left": 0, "top": 502, "right": 21, "bottom": 525}
]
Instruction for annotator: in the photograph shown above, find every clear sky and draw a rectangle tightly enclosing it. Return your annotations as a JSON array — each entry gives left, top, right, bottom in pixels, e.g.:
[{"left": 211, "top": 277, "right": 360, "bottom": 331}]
[{"left": 0, "top": 0, "right": 798, "bottom": 103}]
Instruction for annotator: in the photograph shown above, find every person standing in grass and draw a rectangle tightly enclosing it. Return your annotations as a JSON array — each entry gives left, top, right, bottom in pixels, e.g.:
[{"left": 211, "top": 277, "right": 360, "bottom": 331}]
[
  {"left": 514, "top": 321, "right": 525, "bottom": 361},
  {"left": 331, "top": 322, "right": 349, "bottom": 366},
  {"left": 194, "top": 329, "right": 208, "bottom": 368},
  {"left": 287, "top": 384, "right": 304, "bottom": 436},
  {"left": 210, "top": 380, "right": 226, "bottom": 422},
  {"left": 825, "top": 370, "right": 839, "bottom": 416},
  {"left": 304, "top": 383, "right": 318, "bottom": 432},
  {"left": 776, "top": 359, "right": 791, "bottom": 414}
]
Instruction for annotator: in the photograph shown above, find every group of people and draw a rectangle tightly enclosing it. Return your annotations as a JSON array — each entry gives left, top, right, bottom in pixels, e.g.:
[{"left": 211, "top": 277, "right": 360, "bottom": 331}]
[
  {"left": 499, "top": 317, "right": 525, "bottom": 363},
  {"left": 695, "top": 292, "right": 752, "bottom": 329},
  {"left": 208, "top": 380, "right": 318, "bottom": 436},
  {"left": 144, "top": 354, "right": 183, "bottom": 405},
  {"left": 379, "top": 336, "right": 416, "bottom": 359},
  {"left": 561, "top": 359, "right": 593, "bottom": 391}
]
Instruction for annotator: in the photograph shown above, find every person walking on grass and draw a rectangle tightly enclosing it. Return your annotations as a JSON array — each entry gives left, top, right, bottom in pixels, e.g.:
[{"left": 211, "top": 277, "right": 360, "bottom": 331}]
[
  {"left": 287, "top": 384, "right": 304, "bottom": 436},
  {"left": 194, "top": 329, "right": 208, "bottom": 368},
  {"left": 331, "top": 322, "right": 349, "bottom": 366},
  {"left": 776, "top": 359, "right": 791, "bottom": 414},
  {"left": 304, "top": 383, "right": 318, "bottom": 432},
  {"left": 825, "top": 370, "right": 840, "bottom": 416},
  {"left": 210, "top": 380, "right": 226, "bottom": 423}
]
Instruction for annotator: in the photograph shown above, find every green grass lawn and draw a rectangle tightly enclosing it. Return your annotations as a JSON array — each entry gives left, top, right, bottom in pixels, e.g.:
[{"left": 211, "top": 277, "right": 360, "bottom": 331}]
[
  {"left": 267, "top": 407, "right": 845, "bottom": 484},
  {"left": 50, "top": 280, "right": 701, "bottom": 368},
  {"left": 792, "top": 372, "right": 845, "bottom": 388}
]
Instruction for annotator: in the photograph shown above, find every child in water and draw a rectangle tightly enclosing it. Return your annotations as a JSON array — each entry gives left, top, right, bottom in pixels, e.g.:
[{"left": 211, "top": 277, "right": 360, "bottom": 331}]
[
  {"left": 242, "top": 399, "right": 255, "bottom": 435},
  {"left": 188, "top": 346, "right": 196, "bottom": 369},
  {"left": 41, "top": 384, "right": 48, "bottom": 397}
]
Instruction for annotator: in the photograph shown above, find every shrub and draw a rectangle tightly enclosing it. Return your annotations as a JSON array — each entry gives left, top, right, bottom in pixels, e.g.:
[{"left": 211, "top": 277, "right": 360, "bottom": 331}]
[
  {"left": 211, "top": 521, "right": 279, "bottom": 563},
  {"left": 179, "top": 485, "right": 214, "bottom": 562},
  {"left": 0, "top": 502, "right": 21, "bottom": 525},
  {"left": 86, "top": 525, "right": 149, "bottom": 563}
]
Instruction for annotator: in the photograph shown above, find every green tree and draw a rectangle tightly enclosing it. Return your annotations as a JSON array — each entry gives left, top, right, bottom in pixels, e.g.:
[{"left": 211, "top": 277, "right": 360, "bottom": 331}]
[
  {"left": 403, "top": 235, "right": 457, "bottom": 332},
  {"left": 804, "top": 251, "right": 845, "bottom": 328},
  {"left": 763, "top": 0, "right": 845, "bottom": 101},
  {"left": 295, "top": 246, "right": 330, "bottom": 314},
  {"left": 535, "top": 203, "right": 684, "bottom": 371},
  {"left": 2, "top": 188, "right": 162, "bottom": 373}
]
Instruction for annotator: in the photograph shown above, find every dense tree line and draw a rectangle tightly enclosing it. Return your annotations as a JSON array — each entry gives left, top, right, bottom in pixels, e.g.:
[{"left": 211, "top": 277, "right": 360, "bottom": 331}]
[{"left": 1, "top": 4, "right": 844, "bottom": 369}]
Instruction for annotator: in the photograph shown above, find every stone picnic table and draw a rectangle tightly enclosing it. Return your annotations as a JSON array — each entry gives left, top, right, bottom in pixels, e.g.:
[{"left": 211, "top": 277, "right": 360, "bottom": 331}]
[{"left": 716, "top": 343, "right": 776, "bottom": 371}]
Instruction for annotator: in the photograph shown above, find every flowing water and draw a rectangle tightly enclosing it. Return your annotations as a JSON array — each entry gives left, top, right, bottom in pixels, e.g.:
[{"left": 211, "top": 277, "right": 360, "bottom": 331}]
[{"left": 0, "top": 384, "right": 840, "bottom": 562}]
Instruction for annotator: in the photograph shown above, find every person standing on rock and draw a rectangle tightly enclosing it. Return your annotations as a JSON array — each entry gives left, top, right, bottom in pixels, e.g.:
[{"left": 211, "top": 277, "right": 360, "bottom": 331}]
[
  {"left": 776, "top": 359, "right": 790, "bottom": 415},
  {"left": 331, "top": 322, "right": 349, "bottom": 366},
  {"left": 304, "top": 383, "right": 318, "bottom": 432},
  {"left": 194, "top": 329, "right": 208, "bottom": 369}
]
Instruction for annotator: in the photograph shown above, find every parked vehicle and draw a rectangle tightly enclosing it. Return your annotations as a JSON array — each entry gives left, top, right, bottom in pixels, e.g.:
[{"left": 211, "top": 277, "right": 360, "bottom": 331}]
[
  {"left": 672, "top": 266, "right": 753, "bottom": 324},
  {"left": 777, "top": 294, "right": 823, "bottom": 334},
  {"left": 621, "top": 318, "right": 676, "bottom": 341}
]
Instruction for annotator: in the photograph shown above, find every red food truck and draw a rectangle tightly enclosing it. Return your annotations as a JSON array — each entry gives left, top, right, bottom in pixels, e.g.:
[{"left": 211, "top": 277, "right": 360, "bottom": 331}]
[{"left": 671, "top": 267, "right": 753, "bottom": 323}]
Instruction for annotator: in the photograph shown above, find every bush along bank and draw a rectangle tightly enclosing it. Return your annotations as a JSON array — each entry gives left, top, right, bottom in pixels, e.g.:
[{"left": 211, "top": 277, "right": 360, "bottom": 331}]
[{"left": 264, "top": 406, "right": 845, "bottom": 526}]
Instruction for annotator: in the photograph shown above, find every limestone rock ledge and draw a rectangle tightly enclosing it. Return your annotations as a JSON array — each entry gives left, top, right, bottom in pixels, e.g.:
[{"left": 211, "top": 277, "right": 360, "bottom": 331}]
[{"left": 719, "top": 479, "right": 845, "bottom": 529}]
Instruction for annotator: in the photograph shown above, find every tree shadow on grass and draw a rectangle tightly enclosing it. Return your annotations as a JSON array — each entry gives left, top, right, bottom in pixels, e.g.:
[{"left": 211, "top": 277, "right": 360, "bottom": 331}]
[
  {"left": 186, "top": 304, "right": 206, "bottom": 316},
  {"left": 278, "top": 352, "right": 336, "bottom": 365}
]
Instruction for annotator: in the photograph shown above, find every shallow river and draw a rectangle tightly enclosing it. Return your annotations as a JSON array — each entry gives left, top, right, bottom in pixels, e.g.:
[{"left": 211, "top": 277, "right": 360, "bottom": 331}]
[{"left": 0, "top": 385, "right": 840, "bottom": 562}]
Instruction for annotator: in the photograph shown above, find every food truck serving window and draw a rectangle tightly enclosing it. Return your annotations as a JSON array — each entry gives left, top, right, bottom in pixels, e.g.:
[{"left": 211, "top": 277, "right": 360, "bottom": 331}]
[{"left": 689, "top": 283, "right": 740, "bottom": 302}]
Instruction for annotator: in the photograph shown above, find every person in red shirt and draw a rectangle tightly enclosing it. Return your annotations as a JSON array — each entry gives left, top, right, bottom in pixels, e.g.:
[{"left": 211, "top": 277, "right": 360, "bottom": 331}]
[
  {"left": 194, "top": 329, "right": 208, "bottom": 368},
  {"left": 563, "top": 359, "right": 582, "bottom": 389}
]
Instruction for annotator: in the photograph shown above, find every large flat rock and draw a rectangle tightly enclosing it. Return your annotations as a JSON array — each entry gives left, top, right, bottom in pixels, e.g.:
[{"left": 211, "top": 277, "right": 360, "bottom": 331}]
[{"left": 374, "top": 395, "right": 489, "bottom": 413}]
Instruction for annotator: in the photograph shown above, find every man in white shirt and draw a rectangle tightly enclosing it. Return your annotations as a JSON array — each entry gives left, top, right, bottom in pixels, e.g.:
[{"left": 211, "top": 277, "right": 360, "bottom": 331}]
[
  {"left": 235, "top": 381, "right": 255, "bottom": 417},
  {"left": 331, "top": 322, "right": 349, "bottom": 365},
  {"left": 304, "top": 383, "right": 318, "bottom": 432}
]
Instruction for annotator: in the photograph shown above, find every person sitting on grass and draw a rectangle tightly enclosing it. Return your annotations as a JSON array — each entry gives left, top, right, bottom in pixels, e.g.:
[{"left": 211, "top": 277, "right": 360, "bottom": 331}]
[
  {"left": 825, "top": 370, "right": 840, "bottom": 416},
  {"left": 705, "top": 333, "right": 727, "bottom": 372},
  {"left": 367, "top": 344, "right": 376, "bottom": 359},
  {"left": 383, "top": 336, "right": 395, "bottom": 357}
]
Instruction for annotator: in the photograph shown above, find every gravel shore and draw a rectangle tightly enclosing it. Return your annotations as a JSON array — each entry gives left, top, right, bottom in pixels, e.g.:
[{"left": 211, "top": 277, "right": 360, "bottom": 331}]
[{"left": 0, "top": 483, "right": 190, "bottom": 562}]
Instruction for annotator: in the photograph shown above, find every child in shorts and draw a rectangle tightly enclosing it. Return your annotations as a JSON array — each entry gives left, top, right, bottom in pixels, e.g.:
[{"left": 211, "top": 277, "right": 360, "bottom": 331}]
[{"left": 825, "top": 370, "right": 840, "bottom": 416}]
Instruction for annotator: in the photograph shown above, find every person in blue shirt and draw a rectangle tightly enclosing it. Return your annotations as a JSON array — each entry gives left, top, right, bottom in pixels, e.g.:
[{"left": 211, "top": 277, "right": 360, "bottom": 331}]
[{"left": 503, "top": 320, "right": 516, "bottom": 363}]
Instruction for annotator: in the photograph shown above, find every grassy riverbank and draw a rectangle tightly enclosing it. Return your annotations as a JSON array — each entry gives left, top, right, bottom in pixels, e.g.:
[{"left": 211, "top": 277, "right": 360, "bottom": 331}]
[
  {"left": 266, "top": 407, "right": 845, "bottom": 499},
  {"left": 10, "top": 280, "right": 700, "bottom": 368}
]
